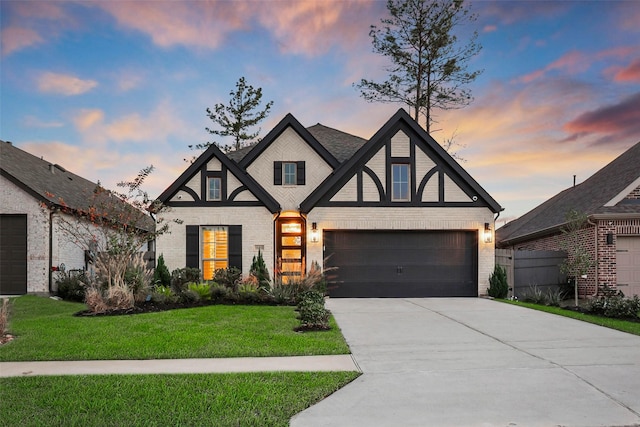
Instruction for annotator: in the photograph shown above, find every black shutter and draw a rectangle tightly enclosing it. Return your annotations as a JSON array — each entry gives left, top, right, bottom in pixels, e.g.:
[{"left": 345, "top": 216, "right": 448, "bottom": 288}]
[
  {"left": 296, "top": 161, "right": 305, "bottom": 185},
  {"left": 274, "top": 161, "right": 282, "bottom": 185},
  {"left": 186, "top": 225, "right": 199, "bottom": 269},
  {"left": 228, "top": 225, "right": 242, "bottom": 271}
]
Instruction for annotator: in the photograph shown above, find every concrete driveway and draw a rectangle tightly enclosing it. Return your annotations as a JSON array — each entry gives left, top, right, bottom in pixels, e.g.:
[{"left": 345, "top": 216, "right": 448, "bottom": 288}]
[{"left": 291, "top": 298, "right": 640, "bottom": 427}]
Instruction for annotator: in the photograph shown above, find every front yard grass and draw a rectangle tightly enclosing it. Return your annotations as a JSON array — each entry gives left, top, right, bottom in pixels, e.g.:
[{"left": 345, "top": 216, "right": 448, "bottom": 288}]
[
  {"left": 0, "top": 371, "right": 359, "bottom": 427},
  {"left": 0, "top": 295, "right": 350, "bottom": 361},
  {"left": 0, "top": 295, "right": 359, "bottom": 426},
  {"left": 500, "top": 299, "right": 640, "bottom": 336}
]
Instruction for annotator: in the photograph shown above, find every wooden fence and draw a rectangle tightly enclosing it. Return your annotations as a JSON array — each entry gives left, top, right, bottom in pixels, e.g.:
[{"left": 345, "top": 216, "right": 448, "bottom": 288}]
[{"left": 496, "top": 249, "right": 567, "bottom": 298}]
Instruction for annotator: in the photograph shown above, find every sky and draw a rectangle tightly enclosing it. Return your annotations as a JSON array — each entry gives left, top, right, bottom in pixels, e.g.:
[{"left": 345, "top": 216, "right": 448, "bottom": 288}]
[{"left": 2, "top": 0, "right": 639, "bottom": 226}]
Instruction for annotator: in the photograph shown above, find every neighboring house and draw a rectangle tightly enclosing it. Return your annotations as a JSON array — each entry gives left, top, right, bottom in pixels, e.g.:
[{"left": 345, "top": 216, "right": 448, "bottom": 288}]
[
  {"left": 0, "top": 140, "right": 153, "bottom": 295},
  {"left": 156, "top": 109, "right": 502, "bottom": 297},
  {"left": 496, "top": 141, "right": 640, "bottom": 298}
]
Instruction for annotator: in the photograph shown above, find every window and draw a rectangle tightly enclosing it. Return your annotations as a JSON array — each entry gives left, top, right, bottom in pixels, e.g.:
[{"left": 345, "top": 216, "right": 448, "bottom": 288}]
[
  {"left": 283, "top": 162, "right": 297, "bottom": 185},
  {"left": 201, "top": 226, "right": 228, "bottom": 280},
  {"left": 392, "top": 164, "right": 410, "bottom": 201},
  {"left": 207, "top": 177, "right": 221, "bottom": 201},
  {"left": 274, "top": 161, "right": 305, "bottom": 185}
]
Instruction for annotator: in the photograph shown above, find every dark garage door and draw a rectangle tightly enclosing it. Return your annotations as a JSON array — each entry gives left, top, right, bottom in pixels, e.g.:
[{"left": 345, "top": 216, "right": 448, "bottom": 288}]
[
  {"left": 324, "top": 230, "right": 477, "bottom": 298},
  {"left": 0, "top": 214, "right": 28, "bottom": 295}
]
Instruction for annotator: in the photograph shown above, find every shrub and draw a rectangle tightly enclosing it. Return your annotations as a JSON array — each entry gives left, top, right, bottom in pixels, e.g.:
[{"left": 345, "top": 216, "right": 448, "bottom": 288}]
[
  {"left": 296, "top": 290, "right": 330, "bottom": 330},
  {"left": 238, "top": 276, "right": 261, "bottom": 303},
  {"left": 266, "top": 278, "right": 298, "bottom": 305},
  {"left": 171, "top": 268, "right": 201, "bottom": 293},
  {"left": 214, "top": 267, "right": 242, "bottom": 290},
  {"left": 151, "top": 285, "right": 176, "bottom": 304},
  {"left": 0, "top": 298, "right": 11, "bottom": 336},
  {"left": 210, "top": 282, "right": 230, "bottom": 301},
  {"left": 187, "top": 282, "right": 212, "bottom": 301},
  {"left": 153, "top": 254, "right": 171, "bottom": 287},
  {"left": 250, "top": 250, "right": 270, "bottom": 289},
  {"left": 487, "top": 265, "right": 508, "bottom": 299},
  {"left": 55, "top": 271, "right": 86, "bottom": 302},
  {"left": 521, "top": 285, "right": 549, "bottom": 305},
  {"left": 586, "top": 294, "right": 640, "bottom": 319},
  {"left": 179, "top": 288, "right": 200, "bottom": 304}
]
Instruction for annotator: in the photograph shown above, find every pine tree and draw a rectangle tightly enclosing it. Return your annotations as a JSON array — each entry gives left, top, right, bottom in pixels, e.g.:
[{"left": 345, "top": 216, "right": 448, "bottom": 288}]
[
  {"left": 355, "top": 0, "right": 482, "bottom": 133},
  {"left": 193, "top": 77, "right": 273, "bottom": 153}
]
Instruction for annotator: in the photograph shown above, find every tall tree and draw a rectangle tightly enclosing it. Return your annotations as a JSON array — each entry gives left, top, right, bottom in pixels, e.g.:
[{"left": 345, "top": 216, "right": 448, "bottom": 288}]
[
  {"left": 356, "top": 0, "right": 482, "bottom": 133},
  {"left": 194, "top": 77, "right": 273, "bottom": 153}
]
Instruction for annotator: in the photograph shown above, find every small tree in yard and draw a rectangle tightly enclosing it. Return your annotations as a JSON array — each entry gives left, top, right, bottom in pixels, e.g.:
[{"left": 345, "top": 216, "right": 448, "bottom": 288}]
[
  {"left": 45, "top": 166, "right": 180, "bottom": 312},
  {"left": 487, "top": 264, "right": 508, "bottom": 299},
  {"left": 192, "top": 76, "right": 273, "bottom": 153},
  {"left": 560, "top": 209, "right": 595, "bottom": 307}
]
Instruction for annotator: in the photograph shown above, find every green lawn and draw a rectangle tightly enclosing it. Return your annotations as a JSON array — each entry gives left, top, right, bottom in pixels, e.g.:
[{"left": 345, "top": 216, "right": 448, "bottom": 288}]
[
  {"left": 0, "top": 295, "right": 359, "bottom": 426},
  {"left": 0, "top": 295, "right": 350, "bottom": 361},
  {"left": 0, "top": 372, "right": 359, "bottom": 427},
  {"left": 500, "top": 299, "right": 640, "bottom": 336}
]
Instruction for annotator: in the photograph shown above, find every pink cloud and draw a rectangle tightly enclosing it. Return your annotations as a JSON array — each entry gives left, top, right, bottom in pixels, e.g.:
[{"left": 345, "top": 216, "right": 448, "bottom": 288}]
[
  {"left": 37, "top": 72, "right": 98, "bottom": 96},
  {"left": 1, "top": 27, "right": 43, "bottom": 56},
  {"left": 483, "top": 24, "right": 497, "bottom": 33},
  {"left": 563, "top": 92, "right": 640, "bottom": 138},
  {"left": 613, "top": 58, "right": 640, "bottom": 82},
  {"left": 517, "top": 50, "right": 589, "bottom": 83}
]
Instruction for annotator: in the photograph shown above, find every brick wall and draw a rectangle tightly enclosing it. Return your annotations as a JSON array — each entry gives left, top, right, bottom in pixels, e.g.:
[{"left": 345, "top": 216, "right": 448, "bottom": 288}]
[
  {"left": 506, "top": 218, "right": 640, "bottom": 296},
  {"left": 625, "top": 184, "right": 640, "bottom": 199}
]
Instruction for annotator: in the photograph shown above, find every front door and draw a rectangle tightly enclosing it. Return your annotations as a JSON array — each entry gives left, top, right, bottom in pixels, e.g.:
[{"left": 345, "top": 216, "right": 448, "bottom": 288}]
[{"left": 276, "top": 217, "right": 305, "bottom": 283}]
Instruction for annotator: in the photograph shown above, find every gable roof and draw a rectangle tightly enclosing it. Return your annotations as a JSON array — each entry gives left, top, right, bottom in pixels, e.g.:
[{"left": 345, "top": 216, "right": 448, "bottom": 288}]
[
  {"left": 238, "top": 113, "right": 340, "bottom": 169},
  {"left": 1, "top": 140, "right": 154, "bottom": 231},
  {"left": 300, "top": 108, "right": 503, "bottom": 213},
  {"left": 306, "top": 124, "right": 368, "bottom": 163},
  {"left": 497, "top": 141, "right": 640, "bottom": 246},
  {"left": 155, "top": 141, "right": 280, "bottom": 213}
]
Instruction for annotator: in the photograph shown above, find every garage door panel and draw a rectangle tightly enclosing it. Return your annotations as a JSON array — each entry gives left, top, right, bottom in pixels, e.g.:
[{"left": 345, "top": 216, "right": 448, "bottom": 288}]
[
  {"left": 0, "top": 214, "right": 28, "bottom": 295},
  {"left": 324, "top": 230, "right": 477, "bottom": 298}
]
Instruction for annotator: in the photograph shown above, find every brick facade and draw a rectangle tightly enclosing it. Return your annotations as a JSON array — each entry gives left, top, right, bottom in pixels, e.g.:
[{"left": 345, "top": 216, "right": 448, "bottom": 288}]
[{"left": 506, "top": 218, "right": 640, "bottom": 296}]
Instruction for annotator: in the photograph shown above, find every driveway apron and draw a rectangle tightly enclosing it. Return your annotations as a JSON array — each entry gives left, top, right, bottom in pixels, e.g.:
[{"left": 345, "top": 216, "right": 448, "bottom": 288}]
[{"left": 291, "top": 298, "right": 640, "bottom": 427}]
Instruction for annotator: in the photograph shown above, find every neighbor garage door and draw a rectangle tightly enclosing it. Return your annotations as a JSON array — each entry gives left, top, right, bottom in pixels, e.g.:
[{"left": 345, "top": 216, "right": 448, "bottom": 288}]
[
  {"left": 617, "top": 236, "right": 640, "bottom": 297},
  {"left": 0, "top": 214, "right": 28, "bottom": 295},
  {"left": 324, "top": 230, "right": 477, "bottom": 297}
]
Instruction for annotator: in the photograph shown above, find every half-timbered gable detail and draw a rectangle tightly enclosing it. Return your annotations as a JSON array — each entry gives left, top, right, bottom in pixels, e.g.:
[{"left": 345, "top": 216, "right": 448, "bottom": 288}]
[
  {"left": 300, "top": 109, "right": 500, "bottom": 212},
  {"left": 157, "top": 143, "right": 279, "bottom": 212}
]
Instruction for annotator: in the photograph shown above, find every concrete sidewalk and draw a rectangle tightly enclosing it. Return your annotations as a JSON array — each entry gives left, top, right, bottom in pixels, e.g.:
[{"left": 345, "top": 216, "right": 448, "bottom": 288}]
[
  {"left": 292, "top": 298, "right": 640, "bottom": 427},
  {"left": 0, "top": 354, "right": 359, "bottom": 377}
]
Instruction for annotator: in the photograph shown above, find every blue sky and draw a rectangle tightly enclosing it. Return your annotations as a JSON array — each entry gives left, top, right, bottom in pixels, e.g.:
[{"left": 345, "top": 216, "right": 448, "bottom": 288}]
[{"left": 2, "top": 0, "right": 639, "bottom": 225}]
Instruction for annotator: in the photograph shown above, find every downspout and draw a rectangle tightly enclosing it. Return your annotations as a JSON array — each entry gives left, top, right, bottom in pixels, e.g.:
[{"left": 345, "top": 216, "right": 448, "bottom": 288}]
[
  {"left": 48, "top": 208, "right": 55, "bottom": 294},
  {"left": 587, "top": 216, "right": 598, "bottom": 297}
]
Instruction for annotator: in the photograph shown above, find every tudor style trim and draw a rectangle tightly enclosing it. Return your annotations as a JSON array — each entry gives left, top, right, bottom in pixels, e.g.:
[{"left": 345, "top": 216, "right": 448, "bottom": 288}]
[
  {"left": 155, "top": 143, "right": 280, "bottom": 213},
  {"left": 239, "top": 113, "right": 340, "bottom": 170},
  {"left": 300, "top": 108, "right": 503, "bottom": 213}
]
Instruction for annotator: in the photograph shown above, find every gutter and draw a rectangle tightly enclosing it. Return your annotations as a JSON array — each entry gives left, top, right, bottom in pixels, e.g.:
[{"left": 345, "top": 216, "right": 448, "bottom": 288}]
[{"left": 587, "top": 215, "right": 599, "bottom": 297}]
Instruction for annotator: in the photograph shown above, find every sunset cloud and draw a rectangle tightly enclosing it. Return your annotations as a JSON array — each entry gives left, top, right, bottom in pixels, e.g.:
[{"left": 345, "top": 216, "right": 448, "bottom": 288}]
[
  {"left": 21, "top": 115, "right": 64, "bottom": 129},
  {"left": 612, "top": 58, "right": 640, "bottom": 82},
  {"left": 37, "top": 72, "right": 98, "bottom": 96},
  {"left": 1, "top": 27, "right": 43, "bottom": 56},
  {"left": 563, "top": 92, "right": 640, "bottom": 142}
]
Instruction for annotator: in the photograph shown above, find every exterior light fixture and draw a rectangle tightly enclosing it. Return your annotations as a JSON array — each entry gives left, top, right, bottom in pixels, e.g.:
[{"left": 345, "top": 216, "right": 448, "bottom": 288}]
[
  {"left": 483, "top": 222, "right": 493, "bottom": 244},
  {"left": 310, "top": 222, "right": 319, "bottom": 243}
]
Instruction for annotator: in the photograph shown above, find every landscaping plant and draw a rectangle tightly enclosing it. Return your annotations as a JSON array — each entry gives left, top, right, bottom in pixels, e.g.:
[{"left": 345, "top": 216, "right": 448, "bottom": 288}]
[
  {"left": 0, "top": 298, "right": 10, "bottom": 337},
  {"left": 187, "top": 282, "right": 212, "bottom": 301},
  {"left": 559, "top": 209, "right": 595, "bottom": 306},
  {"left": 250, "top": 250, "right": 270, "bottom": 289},
  {"left": 586, "top": 294, "right": 640, "bottom": 319},
  {"left": 55, "top": 270, "right": 86, "bottom": 302},
  {"left": 170, "top": 267, "right": 201, "bottom": 293},
  {"left": 296, "top": 290, "right": 330, "bottom": 331},
  {"left": 153, "top": 254, "right": 171, "bottom": 287},
  {"left": 487, "top": 264, "right": 508, "bottom": 298}
]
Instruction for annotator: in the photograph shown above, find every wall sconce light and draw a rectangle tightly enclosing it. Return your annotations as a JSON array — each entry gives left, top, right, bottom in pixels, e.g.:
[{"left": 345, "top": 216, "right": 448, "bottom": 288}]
[
  {"left": 310, "top": 222, "right": 319, "bottom": 243},
  {"left": 484, "top": 222, "right": 493, "bottom": 244},
  {"left": 606, "top": 233, "right": 614, "bottom": 245}
]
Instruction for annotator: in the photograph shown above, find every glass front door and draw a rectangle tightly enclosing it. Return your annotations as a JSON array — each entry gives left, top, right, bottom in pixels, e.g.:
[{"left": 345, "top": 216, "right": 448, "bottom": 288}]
[{"left": 276, "top": 217, "right": 305, "bottom": 283}]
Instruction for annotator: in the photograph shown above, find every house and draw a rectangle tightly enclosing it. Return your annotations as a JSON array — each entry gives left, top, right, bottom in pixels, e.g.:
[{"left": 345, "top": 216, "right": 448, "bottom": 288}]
[
  {"left": 0, "top": 140, "right": 154, "bottom": 295},
  {"left": 496, "top": 141, "right": 640, "bottom": 298},
  {"left": 155, "top": 109, "right": 502, "bottom": 297}
]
